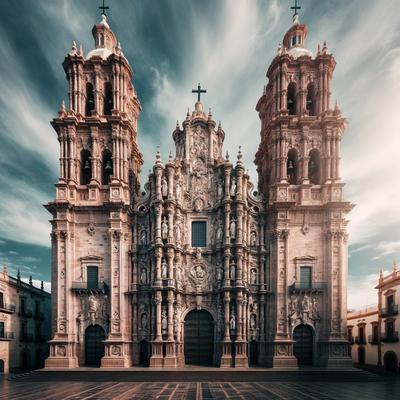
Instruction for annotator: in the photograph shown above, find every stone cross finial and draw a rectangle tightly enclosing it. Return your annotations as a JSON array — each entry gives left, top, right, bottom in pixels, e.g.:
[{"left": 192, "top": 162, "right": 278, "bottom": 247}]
[
  {"left": 99, "top": 0, "right": 109, "bottom": 16},
  {"left": 192, "top": 83, "right": 206, "bottom": 102}
]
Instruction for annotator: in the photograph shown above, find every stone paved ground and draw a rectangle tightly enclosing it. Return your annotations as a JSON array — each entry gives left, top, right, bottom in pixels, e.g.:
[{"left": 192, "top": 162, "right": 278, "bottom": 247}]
[{"left": 1, "top": 371, "right": 399, "bottom": 400}]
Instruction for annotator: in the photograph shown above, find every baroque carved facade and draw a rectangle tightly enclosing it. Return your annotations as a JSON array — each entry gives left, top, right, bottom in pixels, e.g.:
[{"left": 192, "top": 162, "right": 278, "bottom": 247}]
[{"left": 45, "top": 13, "right": 353, "bottom": 369}]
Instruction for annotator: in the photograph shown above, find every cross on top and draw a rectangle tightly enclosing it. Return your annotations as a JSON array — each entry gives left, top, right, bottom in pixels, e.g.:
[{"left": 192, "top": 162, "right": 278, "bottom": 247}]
[
  {"left": 192, "top": 83, "right": 206, "bottom": 102},
  {"left": 99, "top": 0, "right": 109, "bottom": 15},
  {"left": 291, "top": 0, "right": 301, "bottom": 17}
]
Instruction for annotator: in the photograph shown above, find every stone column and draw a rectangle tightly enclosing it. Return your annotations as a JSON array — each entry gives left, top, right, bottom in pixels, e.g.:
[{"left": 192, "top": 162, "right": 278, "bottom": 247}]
[
  {"left": 164, "top": 290, "right": 177, "bottom": 367},
  {"left": 235, "top": 291, "right": 248, "bottom": 367},
  {"left": 224, "top": 203, "right": 231, "bottom": 245},
  {"left": 220, "top": 291, "right": 233, "bottom": 367},
  {"left": 150, "top": 291, "right": 163, "bottom": 367}
]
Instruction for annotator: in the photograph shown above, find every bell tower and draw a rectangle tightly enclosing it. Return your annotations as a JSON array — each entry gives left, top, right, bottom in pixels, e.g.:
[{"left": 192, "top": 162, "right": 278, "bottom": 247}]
[
  {"left": 45, "top": 13, "right": 142, "bottom": 368},
  {"left": 255, "top": 10, "right": 354, "bottom": 367}
]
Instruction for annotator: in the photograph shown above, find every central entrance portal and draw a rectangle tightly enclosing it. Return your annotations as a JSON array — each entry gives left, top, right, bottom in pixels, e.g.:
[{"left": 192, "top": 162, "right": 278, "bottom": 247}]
[{"left": 184, "top": 309, "right": 214, "bottom": 366}]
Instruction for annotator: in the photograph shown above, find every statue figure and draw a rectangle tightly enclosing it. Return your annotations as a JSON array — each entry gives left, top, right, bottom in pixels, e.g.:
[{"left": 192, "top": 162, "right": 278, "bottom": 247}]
[
  {"left": 230, "top": 177, "right": 237, "bottom": 196},
  {"left": 216, "top": 268, "right": 223, "bottom": 282},
  {"left": 250, "top": 231, "right": 257, "bottom": 246},
  {"left": 175, "top": 221, "right": 181, "bottom": 244},
  {"left": 140, "top": 228, "right": 147, "bottom": 245},
  {"left": 176, "top": 182, "right": 182, "bottom": 201},
  {"left": 161, "top": 217, "right": 168, "bottom": 240},
  {"left": 230, "top": 312, "right": 236, "bottom": 330},
  {"left": 161, "top": 310, "right": 168, "bottom": 331},
  {"left": 230, "top": 263, "right": 236, "bottom": 280},
  {"left": 217, "top": 181, "right": 223, "bottom": 198},
  {"left": 216, "top": 224, "right": 223, "bottom": 242},
  {"left": 161, "top": 176, "right": 168, "bottom": 197},
  {"left": 88, "top": 295, "right": 98, "bottom": 314},
  {"left": 230, "top": 219, "right": 236, "bottom": 239},
  {"left": 176, "top": 267, "right": 182, "bottom": 282},
  {"left": 250, "top": 269, "right": 257, "bottom": 284},
  {"left": 141, "top": 313, "right": 148, "bottom": 330},
  {"left": 193, "top": 265, "right": 205, "bottom": 279},
  {"left": 140, "top": 268, "right": 147, "bottom": 284},
  {"left": 250, "top": 314, "right": 256, "bottom": 330},
  {"left": 161, "top": 258, "right": 168, "bottom": 279}
]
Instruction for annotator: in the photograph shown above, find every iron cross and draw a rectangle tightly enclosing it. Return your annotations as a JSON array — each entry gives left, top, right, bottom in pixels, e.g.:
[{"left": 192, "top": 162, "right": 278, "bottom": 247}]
[
  {"left": 291, "top": 0, "right": 301, "bottom": 16},
  {"left": 192, "top": 84, "right": 206, "bottom": 102},
  {"left": 99, "top": 0, "right": 109, "bottom": 15}
]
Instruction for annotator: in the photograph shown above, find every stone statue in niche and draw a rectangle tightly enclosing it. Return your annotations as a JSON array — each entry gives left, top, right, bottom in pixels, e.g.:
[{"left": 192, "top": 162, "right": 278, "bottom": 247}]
[
  {"left": 230, "top": 219, "right": 236, "bottom": 239},
  {"left": 174, "top": 221, "right": 181, "bottom": 244},
  {"left": 250, "top": 269, "right": 257, "bottom": 284},
  {"left": 216, "top": 267, "right": 223, "bottom": 282},
  {"left": 161, "top": 176, "right": 168, "bottom": 197},
  {"left": 217, "top": 181, "right": 223, "bottom": 199},
  {"left": 216, "top": 224, "right": 223, "bottom": 242},
  {"left": 230, "top": 311, "right": 236, "bottom": 330},
  {"left": 140, "top": 228, "right": 147, "bottom": 245},
  {"left": 250, "top": 314, "right": 257, "bottom": 330},
  {"left": 230, "top": 177, "right": 237, "bottom": 196},
  {"left": 141, "top": 313, "right": 148, "bottom": 330},
  {"left": 88, "top": 295, "right": 98, "bottom": 314},
  {"left": 140, "top": 268, "right": 147, "bottom": 284},
  {"left": 250, "top": 231, "right": 257, "bottom": 246},
  {"left": 230, "top": 262, "right": 236, "bottom": 280},
  {"left": 161, "top": 217, "right": 168, "bottom": 240},
  {"left": 176, "top": 181, "right": 182, "bottom": 201},
  {"left": 176, "top": 266, "right": 182, "bottom": 282},
  {"left": 161, "top": 258, "right": 168, "bottom": 279},
  {"left": 161, "top": 310, "right": 168, "bottom": 332}
]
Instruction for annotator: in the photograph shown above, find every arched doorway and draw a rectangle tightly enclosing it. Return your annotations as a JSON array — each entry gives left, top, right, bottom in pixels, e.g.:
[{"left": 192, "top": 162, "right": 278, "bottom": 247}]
[
  {"left": 139, "top": 340, "right": 150, "bottom": 366},
  {"left": 358, "top": 347, "right": 365, "bottom": 365},
  {"left": 293, "top": 324, "right": 313, "bottom": 366},
  {"left": 384, "top": 351, "right": 397, "bottom": 373},
  {"left": 85, "top": 325, "right": 105, "bottom": 367},
  {"left": 249, "top": 340, "right": 258, "bottom": 366},
  {"left": 184, "top": 309, "right": 214, "bottom": 366},
  {"left": 0, "top": 359, "right": 4, "bottom": 373}
]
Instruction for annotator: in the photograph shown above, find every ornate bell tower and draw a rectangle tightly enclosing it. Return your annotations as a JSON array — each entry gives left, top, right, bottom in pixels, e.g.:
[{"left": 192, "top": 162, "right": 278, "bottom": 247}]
[
  {"left": 255, "top": 10, "right": 353, "bottom": 367},
  {"left": 45, "top": 13, "right": 142, "bottom": 368}
]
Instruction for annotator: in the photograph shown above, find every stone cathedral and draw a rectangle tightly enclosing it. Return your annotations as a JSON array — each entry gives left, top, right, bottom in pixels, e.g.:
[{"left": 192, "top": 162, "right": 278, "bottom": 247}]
[{"left": 45, "top": 12, "right": 353, "bottom": 369}]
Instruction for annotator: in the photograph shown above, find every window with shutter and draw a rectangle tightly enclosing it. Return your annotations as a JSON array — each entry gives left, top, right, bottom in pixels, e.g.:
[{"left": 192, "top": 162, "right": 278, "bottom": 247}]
[
  {"left": 300, "top": 266, "right": 312, "bottom": 289},
  {"left": 191, "top": 221, "right": 206, "bottom": 247},
  {"left": 87, "top": 266, "right": 99, "bottom": 289}
]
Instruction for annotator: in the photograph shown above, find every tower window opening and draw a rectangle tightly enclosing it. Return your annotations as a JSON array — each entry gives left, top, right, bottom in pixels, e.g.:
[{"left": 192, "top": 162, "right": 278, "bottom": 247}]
[
  {"left": 85, "top": 83, "right": 95, "bottom": 116},
  {"left": 191, "top": 221, "right": 206, "bottom": 247},
  {"left": 306, "top": 83, "right": 316, "bottom": 116},
  {"left": 291, "top": 36, "right": 296, "bottom": 47},
  {"left": 81, "top": 149, "right": 92, "bottom": 185},
  {"left": 287, "top": 83, "right": 296, "bottom": 115},
  {"left": 103, "top": 82, "right": 113, "bottom": 115},
  {"left": 308, "top": 149, "right": 321, "bottom": 184},
  {"left": 102, "top": 149, "right": 113, "bottom": 185},
  {"left": 287, "top": 149, "right": 298, "bottom": 184}
]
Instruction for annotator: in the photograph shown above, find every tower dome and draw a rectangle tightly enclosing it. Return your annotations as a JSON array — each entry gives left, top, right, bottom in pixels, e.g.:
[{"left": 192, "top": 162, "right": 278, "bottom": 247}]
[{"left": 283, "top": 15, "right": 312, "bottom": 59}]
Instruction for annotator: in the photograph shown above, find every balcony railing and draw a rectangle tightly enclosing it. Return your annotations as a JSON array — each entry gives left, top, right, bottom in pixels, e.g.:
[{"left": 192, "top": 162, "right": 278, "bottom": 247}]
[
  {"left": 0, "top": 302, "right": 16, "bottom": 313},
  {"left": 382, "top": 331, "right": 399, "bottom": 343},
  {"left": 368, "top": 335, "right": 379, "bottom": 345},
  {"left": 288, "top": 282, "right": 326, "bottom": 294},
  {"left": 355, "top": 336, "right": 366, "bottom": 345},
  {"left": 381, "top": 304, "right": 398, "bottom": 317},
  {"left": 0, "top": 332, "right": 14, "bottom": 340},
  {"left": 20, "top": 333, "right": 34, "bottom": 342},
  {"left": 18, "top": 309, "right": 32, "bottom": 318},
  {"left": 71, "top": 281, "right": 108, "bottom": 294}
]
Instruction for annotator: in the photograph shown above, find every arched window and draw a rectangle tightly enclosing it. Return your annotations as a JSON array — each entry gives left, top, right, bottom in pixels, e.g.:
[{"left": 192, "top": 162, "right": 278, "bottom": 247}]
[
  {"left": 85, "top": 83, "right": 95, "bottom": 116},
  {"left": 308, "top": 149, "right": 320, "bottom": 184},
  {"left": 287, "top": 149, "right": 299, "bottom": 184},
  {"left": 287, "top": 83, "right": 296, "bottom": 115},
  {"left": 103, "top": 82, "right": 113, "bottom": 115},
  {"left": 102, "top": 149, "right": 113, "bottom": 184},
  {"left": 81, "top": 149, "right": 92, "bottom": 185},
  {"left": 306, "top": 83, "right": 316, "bottom": 116}
]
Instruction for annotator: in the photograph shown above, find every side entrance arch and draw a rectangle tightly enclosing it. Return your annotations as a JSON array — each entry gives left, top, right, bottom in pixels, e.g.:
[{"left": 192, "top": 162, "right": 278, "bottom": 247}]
[
  {"left": 184, "top": 309, "right": 214, "bottom": 366},
  {"left": 384, "top": 351, "right": 397, "bottom": 373},
  {"left": 85, "top": 325, "right": 105, "bottom": 367},
  {"left": 293, "top": 324, "right": 314, "bottom": 366}
]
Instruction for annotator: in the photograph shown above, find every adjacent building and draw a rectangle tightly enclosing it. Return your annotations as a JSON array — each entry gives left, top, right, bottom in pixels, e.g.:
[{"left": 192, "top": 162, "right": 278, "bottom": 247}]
[
  {"left": 347, "top": 264, "right": 400, "bottom": 374},
  {"left": 0, "top": 265, "right": 51, "bottom": 373},
  {"left": 45, "top": 11, "right": 353, "bottom": 369}
]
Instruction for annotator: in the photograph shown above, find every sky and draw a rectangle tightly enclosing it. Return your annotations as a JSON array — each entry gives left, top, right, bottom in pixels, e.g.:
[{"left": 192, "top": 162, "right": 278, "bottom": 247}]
[{"left": 0, "top": 0, "right": 399, "bottom": 309}]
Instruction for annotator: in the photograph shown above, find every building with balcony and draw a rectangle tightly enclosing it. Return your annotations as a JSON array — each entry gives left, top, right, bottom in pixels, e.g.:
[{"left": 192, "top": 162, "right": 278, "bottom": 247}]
[
  {"left": 347, "top": 263, "right": 400, "bottom": 374},
  {"left": 0, "top": 265, "right": 51, "bottom": 373}
]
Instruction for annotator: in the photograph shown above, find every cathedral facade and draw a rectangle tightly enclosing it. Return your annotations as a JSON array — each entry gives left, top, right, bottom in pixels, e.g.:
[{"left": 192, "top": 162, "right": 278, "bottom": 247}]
[{"left": 45, "top": 13, "right": 353, "bottom": 369}]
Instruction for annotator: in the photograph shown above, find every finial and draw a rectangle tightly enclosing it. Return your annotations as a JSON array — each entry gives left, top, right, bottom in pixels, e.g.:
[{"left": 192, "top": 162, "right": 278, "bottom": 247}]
[
  {"left": 225, "top": 151, "right": 230, "bottom": 161},
  {"left": 393, "top": 260, "right": 398, "bottom": 272},
  {"left": 169, "top": 150, "right": 173, "bottom": 161},
  {"left": 59, "top": 99, "right": 66, "bottom": 115},
  {"left": 29, "top": 275, "right": 32, "bottom": 286},
  {"left": 17, "top": 269, "right": 21, "bottom": 283},
  {"left": 291, "top": 0, "right": 301, "bottom": 20},
  {"left": 379, "top": 268, "right": 383, "bottom": 279},
  {"left": 317, "top": 44, "right": 321, "bottom": 56},
  {"left": 322, "top": 41, "right": 328, "bottom": 54},
  {"left": 277, "top": 42, "right": 282, "bottom": 56},
  {"left": 116, "top": 42, "right": 122, "bottom": 55},
  {"left": 99, "top": 0, "right": 109, "bottom": 16},
  {"left": 192, "top": 83, "right": 206, "bottom": 102},
  {"left": 334, "top": 100, "right": 340, "bottom": 115},
  {"left": 79, "top": 44, "right": 83, "bottom": 57},
  {"left": 3, "top": 264, "right": 8, "bottom": 276},
  {"left": 155, "top": 146, "right": 162, "bottom": 165},
  {"left": 218, "top": 121, "right": 222, "bottom": 130},
  {"left": 263, "top": 85, "right": 267, "bottom": 95},
  {"left": 176, "top": 120, "right": 180, "bottom": 130},
  {"left": 237, "top": 145, "right": 243, "bottom": 160},
  {"left": 41, "top": 280, "right": 44, "bottom": 291},
  {"left": 208, "top": 108, "right": 212, "bottom": 120},
  {"left": 70, "top": 41, "right": 77, "bottom": 55}
]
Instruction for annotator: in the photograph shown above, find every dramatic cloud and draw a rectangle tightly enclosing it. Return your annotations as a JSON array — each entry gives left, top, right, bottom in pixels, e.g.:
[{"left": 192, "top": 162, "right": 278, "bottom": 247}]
[{"left": 0, "top": 0, "right": 398, "bottom": 306}]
